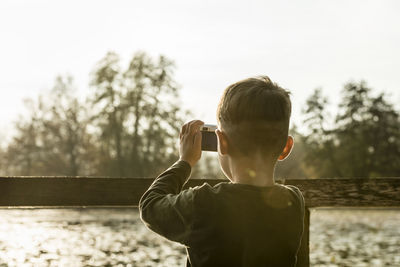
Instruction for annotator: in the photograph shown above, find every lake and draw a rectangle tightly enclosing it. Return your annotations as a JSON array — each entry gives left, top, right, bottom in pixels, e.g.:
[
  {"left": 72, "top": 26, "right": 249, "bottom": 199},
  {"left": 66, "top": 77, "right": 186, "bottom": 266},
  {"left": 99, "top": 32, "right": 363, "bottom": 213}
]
[{"left": 0, "top": 208, "right": 399, "bottom": 266}]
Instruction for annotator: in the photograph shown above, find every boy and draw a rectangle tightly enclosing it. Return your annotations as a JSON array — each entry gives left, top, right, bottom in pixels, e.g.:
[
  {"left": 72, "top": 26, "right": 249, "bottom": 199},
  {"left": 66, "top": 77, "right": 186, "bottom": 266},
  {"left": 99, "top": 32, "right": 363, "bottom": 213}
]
[{"left": 139, "top": 76, "right": 305, "bottom": 266}]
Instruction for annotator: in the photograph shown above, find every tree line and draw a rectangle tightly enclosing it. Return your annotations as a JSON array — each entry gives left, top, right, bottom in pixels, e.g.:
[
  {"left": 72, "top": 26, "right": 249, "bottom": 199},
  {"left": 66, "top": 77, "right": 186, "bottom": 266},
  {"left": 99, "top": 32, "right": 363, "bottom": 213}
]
[
  {"left": 276, "top": 81, "right": 400, "bottom": 178},
  {"left": 1, "top": 51, "right": 399, "bottom": 178},
  {"left": 2, "top": 51, "right": 187, "bottom": 177}
]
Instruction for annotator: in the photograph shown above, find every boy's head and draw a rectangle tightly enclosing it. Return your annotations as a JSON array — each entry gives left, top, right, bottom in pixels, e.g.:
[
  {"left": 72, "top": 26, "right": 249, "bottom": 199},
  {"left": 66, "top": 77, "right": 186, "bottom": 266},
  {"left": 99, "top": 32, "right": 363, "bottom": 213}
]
[{"left": 216, "top": 76, "right": 292, "bottom": 163}]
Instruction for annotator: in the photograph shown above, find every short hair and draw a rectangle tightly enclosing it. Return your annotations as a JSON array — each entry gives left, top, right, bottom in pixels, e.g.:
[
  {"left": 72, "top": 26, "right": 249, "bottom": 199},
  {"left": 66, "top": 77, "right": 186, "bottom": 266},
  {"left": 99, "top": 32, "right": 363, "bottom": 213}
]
[{"left": 217, "top": 76, "right": 291, "bottom": 159}]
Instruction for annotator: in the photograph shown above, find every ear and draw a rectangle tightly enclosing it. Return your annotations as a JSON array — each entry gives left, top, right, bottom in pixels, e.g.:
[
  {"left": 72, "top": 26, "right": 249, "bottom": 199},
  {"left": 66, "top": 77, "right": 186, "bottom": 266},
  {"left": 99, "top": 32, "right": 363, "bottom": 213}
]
[
  {"left": 278, "top": 135, "right": 294, "bottom": 161},
  {"left": 215, "top": 129, "right": 229, "bottom": 155}
]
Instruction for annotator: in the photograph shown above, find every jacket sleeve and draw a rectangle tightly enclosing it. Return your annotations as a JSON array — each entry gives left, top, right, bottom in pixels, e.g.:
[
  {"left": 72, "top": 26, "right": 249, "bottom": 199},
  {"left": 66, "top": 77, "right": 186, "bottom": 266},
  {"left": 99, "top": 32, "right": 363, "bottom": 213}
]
[{"left": 139, "top": 160, "right": 194, "bottom": 245}]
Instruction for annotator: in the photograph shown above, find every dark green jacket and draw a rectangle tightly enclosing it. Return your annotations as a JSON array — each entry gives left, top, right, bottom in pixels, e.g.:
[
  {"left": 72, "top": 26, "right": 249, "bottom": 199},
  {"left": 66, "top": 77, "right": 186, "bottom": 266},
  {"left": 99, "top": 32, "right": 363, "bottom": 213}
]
[{"left": 139, "top": 160, "right": 304, "bottom": 267}]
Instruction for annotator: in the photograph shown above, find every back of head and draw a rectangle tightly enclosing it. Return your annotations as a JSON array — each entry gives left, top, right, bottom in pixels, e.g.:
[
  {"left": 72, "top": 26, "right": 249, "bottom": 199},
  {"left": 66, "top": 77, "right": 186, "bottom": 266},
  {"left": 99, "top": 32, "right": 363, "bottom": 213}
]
[{"left": 217, "top": 76, "right": 291, "bottom": 160}]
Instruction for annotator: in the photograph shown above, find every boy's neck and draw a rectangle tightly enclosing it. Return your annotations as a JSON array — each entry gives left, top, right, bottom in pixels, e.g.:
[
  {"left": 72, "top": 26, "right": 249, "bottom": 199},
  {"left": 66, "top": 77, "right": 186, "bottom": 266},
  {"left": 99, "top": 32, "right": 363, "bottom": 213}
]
[{"left": 228, "top": 155, "right": 276, "bottom": 187}]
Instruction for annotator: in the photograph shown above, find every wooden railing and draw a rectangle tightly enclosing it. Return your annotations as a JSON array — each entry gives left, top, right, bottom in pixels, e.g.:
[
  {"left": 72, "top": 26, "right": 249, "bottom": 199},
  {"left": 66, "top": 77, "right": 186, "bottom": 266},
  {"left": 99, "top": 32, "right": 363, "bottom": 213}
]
[{"left": 1, "top": 177, "right": 400, "bottom": 267}]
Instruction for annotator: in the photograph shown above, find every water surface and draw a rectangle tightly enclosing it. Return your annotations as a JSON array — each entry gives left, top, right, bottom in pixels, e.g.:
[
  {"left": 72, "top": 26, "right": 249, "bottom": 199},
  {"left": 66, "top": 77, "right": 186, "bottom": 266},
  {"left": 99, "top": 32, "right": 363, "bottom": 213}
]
[{"left": 0, "top": 208, "right": 399, "bottom": 266}]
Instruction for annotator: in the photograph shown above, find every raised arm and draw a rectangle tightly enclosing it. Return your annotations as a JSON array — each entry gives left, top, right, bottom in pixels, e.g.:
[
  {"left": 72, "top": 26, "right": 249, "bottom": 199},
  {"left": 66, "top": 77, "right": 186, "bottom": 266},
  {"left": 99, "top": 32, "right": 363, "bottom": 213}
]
[{"left": 139, "top": 120, "right": 204, "bottom": 244}]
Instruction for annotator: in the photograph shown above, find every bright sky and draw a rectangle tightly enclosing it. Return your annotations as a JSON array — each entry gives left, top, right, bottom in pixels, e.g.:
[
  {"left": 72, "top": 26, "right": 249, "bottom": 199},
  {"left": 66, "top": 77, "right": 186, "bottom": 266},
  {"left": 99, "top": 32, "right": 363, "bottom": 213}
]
[{"left": 1, "top": 0, "right": 399, "bottom": 144}]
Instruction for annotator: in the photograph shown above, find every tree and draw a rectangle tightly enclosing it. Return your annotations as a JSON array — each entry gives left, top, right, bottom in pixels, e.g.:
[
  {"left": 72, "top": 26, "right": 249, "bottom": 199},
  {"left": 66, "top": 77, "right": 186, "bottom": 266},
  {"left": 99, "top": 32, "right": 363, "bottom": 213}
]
[
  {"left": 39, "top": 76, "right": 93, "bottom": 176},
  {"left": 90, "top": 51, "right": 186, "bottom": 177},
  {"left": 90, "top": 52, "right": 125, "bottom": 176},
  {"left": 5, "top": 98, "right": 42, "bottom": 175},
  {"left": 4, "top": 51, "right": 190, "bottom": 178},
  {"left": 334, "top": 81, "right": 372, "bottom": 177},
  {"left": 364, "top": 93, "right": 400, "bottom": 176},
  {"left": 301, "top": 88, "right": 342, "bottom": 178},
  {"left": 4, "top": 76, "right": 94, "bottom": 176},
  {"left": 130, "top": 54, "right": 184, "bottom": 176},
  {"left": 301, "top": 81, "right": 400, "bottom": 178}
]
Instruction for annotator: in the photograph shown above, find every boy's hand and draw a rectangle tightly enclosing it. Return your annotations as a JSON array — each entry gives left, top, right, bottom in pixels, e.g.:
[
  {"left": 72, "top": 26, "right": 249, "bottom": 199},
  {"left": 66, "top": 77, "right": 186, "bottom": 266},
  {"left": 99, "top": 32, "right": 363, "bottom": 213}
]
[{"left": 179, "top": 120, "right": 204, "bottom": 168}]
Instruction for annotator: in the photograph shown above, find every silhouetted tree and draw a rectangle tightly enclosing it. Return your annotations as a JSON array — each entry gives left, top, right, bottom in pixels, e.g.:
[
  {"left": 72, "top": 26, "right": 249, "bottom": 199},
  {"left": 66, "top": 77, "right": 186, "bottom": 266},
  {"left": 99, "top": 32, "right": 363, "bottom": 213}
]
[
  {"left": 39, "top": 76, "right": 93, "bottom": 176},
  {"left": 5, "top": 99, "right": 42, "bottom": 175},
  {"left": 90, "top": 51, "right": 186, "bottom": 177},
  {"left": 364, "top": 93, "right": 400, "bottom": 176},
  {"left": 334, "top": 81, "right": 372, "bottom": 177},
  {"left": 90, "top": 52, "right": 126, "bottom": 176},
  {"left": 4, "top": 76, "right": 93, "bottom": 176},
  {"left": 301, "top": 88, "right": 342, "bottom": 177},
  {"left": 302, "top": 81, "right": 400, "bottom": 178}
]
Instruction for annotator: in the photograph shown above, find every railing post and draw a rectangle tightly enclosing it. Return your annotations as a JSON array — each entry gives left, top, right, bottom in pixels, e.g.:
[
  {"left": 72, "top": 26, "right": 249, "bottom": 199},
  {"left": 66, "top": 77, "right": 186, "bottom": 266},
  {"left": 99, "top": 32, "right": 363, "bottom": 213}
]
[{"left": 296, "top": 208, "right": 310, "bottom": 267}]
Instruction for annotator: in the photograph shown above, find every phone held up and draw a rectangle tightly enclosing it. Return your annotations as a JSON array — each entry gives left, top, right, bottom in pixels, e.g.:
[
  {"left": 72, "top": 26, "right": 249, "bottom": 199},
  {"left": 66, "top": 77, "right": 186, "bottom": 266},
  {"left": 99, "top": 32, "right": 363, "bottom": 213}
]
[{"left": 201, "top": 124, "right": 218, "bottom": 152}]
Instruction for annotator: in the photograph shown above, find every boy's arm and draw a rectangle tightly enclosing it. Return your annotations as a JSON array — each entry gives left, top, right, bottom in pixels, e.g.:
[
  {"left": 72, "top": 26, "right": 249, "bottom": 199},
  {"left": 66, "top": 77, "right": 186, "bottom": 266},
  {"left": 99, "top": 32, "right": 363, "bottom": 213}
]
[
  {"left": 139, "top": 120, "right": 204, "bottom": 244},
  {"left": 139, "top": 160, "right": 194, "bottom": 244}
]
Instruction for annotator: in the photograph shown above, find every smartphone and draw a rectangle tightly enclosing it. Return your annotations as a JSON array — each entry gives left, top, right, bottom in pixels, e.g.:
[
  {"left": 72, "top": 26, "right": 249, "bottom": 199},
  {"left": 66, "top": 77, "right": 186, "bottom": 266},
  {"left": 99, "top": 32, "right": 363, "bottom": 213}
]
[{"left": 201, "top": 124, "right": 218, "bottom": 152}]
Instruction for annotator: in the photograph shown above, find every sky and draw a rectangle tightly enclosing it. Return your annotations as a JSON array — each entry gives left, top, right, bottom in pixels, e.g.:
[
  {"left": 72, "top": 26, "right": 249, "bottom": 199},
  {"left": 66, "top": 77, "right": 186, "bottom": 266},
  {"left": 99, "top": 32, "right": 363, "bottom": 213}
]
[{"left": 1, "top": 0, "right": 399, "bottom": 144}]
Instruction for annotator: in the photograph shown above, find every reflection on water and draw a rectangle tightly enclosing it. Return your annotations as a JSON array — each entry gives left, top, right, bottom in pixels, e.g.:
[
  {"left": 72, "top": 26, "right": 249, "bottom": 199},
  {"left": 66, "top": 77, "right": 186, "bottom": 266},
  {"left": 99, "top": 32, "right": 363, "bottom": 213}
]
[
  {"left": 0, "top": 208, "right": 399, "bottom": 266},
  {"left": 0, "top": 209, "right": 186, "bottom": 267},
  {"left": 310, "top": 209, "right": 400, "bottom": 266}
]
